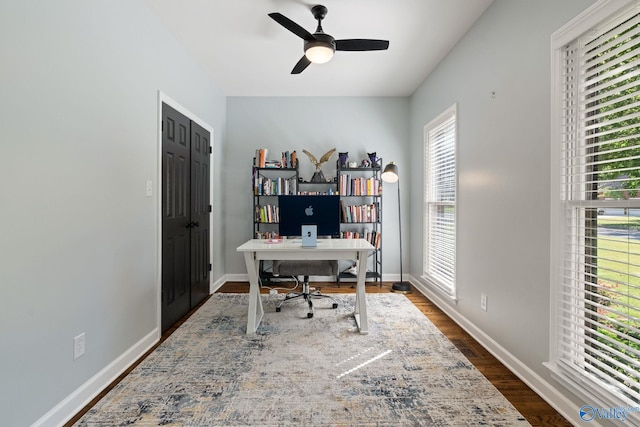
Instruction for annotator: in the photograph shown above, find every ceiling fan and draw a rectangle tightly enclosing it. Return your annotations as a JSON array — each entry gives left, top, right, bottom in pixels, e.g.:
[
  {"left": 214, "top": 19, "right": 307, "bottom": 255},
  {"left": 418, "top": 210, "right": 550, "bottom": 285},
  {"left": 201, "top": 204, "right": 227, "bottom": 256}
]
[{"left": 268, "top": 5, "right": 389, "bottom": 74}]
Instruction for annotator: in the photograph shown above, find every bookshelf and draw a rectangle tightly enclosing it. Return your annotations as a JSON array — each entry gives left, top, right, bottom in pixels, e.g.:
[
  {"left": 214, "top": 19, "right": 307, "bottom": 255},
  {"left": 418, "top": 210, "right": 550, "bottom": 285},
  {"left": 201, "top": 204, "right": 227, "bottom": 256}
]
[
  {"left": 252, "top": 158, "right": 298, "bottom": 240},
  {"left": 251, "top": 151, "right": 383, "bottom": 286},
  {"left": 337, "top": 158, "right": 383, "bottom": 286}
]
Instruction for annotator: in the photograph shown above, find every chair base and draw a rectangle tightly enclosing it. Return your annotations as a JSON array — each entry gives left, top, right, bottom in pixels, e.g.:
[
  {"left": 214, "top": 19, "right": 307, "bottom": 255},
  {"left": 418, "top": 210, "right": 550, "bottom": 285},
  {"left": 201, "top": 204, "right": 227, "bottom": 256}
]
[{"left": 275, "top": 279, "right": 338, "bottom": 318}]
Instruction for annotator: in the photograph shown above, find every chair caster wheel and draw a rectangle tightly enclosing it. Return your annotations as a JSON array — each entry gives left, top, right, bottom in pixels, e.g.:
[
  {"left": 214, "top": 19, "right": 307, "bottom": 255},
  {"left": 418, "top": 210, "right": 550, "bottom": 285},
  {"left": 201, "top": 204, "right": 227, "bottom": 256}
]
[
  {"left": 332, "top": 303, "right": 338, "bottom": 309},
  {"left": 307, "top": 313, "right": 313, "bottom": 318},
  {"left": 276, "top": 307, "right": 281, "bottom": 312}
]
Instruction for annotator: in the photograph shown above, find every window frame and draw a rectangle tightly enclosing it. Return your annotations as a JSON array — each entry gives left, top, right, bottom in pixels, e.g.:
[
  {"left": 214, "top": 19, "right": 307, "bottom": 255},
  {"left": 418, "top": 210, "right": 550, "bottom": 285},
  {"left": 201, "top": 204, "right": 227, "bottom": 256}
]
[
  {"left": 549, "top": 0, "right": 640, "bottom": 414},
  {"left": 423, "top": 103, "right": 458, "bottom": 299}
]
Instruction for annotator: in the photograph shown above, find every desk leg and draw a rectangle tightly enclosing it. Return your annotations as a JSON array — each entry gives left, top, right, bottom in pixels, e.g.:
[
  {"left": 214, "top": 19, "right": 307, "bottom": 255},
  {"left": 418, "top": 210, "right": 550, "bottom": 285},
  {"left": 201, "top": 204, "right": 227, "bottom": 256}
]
[
  {"left": 353, "top": 250, "right": 368, "bottom": 334},
  {"left": 243, "top": 251, "right": 264, "bottom": 334}
]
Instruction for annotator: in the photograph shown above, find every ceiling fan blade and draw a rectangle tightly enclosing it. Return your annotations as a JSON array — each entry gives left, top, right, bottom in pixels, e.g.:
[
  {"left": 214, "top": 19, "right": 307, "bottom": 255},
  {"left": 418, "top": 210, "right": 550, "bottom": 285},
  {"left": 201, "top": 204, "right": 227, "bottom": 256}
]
[
  {"left": 268, "top": 12, "right": 314, "bottom": 40},
  {"left": 291, "top": 56, "right": 312, "bottom": 74},
  {"left": 335, "top": 39, "right": 389, "bottom": 51}
]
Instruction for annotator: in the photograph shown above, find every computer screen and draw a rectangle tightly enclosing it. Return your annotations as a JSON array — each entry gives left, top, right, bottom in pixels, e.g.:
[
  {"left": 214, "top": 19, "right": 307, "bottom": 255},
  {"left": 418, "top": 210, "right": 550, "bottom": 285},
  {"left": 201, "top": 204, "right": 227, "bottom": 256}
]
[{"left": 278, "top": 195, "right": 341, "bottom": 237}]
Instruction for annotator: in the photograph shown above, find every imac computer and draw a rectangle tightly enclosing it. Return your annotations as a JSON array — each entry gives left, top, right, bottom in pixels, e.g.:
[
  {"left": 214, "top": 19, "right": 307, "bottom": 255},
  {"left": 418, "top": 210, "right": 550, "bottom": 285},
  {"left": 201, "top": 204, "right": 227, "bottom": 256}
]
[{"left": 278, "top": 195, "right": 341, "bottom": 238}]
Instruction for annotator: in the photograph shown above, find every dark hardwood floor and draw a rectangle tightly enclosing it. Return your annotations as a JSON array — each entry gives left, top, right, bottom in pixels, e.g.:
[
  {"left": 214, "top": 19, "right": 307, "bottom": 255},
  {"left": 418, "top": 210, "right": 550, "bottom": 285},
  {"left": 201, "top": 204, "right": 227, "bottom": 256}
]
[{"left": 67, "top": 280, "right": 571, "bottom": 426}]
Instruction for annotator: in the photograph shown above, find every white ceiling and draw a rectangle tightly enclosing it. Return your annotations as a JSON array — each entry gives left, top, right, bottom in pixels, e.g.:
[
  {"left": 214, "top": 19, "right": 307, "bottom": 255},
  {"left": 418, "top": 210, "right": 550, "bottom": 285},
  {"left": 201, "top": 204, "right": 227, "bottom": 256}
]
[{"left": 143, "top": 0, "right": 494, "bottom": 97}]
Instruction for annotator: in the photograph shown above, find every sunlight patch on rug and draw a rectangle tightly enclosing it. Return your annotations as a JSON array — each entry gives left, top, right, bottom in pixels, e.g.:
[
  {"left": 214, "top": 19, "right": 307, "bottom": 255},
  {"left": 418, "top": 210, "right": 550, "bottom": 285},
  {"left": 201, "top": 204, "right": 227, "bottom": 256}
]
[
  {"left": 336, "top": 349, "right": 393, "bottom": 379},
  {"left": 75, "top": 293, "right": 529, "bottom": 426}
]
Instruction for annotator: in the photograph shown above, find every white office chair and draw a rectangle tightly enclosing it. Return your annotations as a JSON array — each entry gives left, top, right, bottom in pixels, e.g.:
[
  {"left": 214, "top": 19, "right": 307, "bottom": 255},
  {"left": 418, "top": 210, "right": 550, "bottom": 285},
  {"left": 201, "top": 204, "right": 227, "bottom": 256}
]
[{"left": 271, "top": 259, "right": 338, "bottom": 318}]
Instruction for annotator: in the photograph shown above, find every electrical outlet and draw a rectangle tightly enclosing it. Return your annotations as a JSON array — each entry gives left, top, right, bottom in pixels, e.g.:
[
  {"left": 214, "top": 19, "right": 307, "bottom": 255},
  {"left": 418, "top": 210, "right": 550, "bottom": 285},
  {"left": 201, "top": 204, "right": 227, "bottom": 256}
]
[
  {"left": 74, "top": 333, "right": 86, "bottom": 360},
  {"left": 480, "top": 294, "right": 488, "bottom": 311}
]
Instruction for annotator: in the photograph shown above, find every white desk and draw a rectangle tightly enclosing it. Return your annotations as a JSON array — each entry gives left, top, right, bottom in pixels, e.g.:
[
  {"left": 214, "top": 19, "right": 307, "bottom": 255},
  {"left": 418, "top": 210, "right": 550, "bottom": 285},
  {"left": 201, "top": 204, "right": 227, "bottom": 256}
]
[{"left": 236, "top": 238, "right": 375, "bottom": 335}]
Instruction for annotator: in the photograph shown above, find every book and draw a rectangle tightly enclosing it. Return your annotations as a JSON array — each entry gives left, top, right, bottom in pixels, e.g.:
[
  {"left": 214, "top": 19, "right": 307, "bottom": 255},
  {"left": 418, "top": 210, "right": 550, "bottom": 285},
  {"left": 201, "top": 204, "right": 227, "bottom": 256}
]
[{"left": 254, "top": 148, "right": 268, "bottom": 167}]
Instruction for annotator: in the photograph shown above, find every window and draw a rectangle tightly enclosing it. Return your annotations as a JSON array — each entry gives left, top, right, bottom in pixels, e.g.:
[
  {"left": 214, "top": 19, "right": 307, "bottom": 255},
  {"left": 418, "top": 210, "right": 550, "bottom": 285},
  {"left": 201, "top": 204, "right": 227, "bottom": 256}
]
[
  {"left": 550, "top": 0, "right": 640, "bottom": 410},
  {"left": 423, "top": 104, "right": 457, "bottom": 297}
]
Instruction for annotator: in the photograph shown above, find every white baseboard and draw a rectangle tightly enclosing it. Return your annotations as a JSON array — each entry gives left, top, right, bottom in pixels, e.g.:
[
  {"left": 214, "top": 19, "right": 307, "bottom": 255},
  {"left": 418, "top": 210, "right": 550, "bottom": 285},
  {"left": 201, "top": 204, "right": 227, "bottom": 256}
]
[
  {"left": 408, "top": 277, "right": 594, "bottom": 427},
  {"left": 225, "top": 273, "right": 249, "bottom": 282},
  {"left": 32, "top": 329, "right": 159, "bottom": 427},
  {"left": 210, "top": 276, "right": 226, "bottom": 293},
  {"left": 225, "top": 273, "right": 336, "bottom": 283},
  {"left": 223, "top": 273, "right": 397, "bottom": 284}
]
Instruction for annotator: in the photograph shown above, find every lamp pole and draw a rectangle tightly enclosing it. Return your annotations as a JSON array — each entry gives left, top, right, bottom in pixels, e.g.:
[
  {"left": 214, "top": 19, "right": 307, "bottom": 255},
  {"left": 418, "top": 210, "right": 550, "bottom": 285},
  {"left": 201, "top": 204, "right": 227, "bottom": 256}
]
[{"left": 381, "top": 162, "right": 411, "bottom": 293}]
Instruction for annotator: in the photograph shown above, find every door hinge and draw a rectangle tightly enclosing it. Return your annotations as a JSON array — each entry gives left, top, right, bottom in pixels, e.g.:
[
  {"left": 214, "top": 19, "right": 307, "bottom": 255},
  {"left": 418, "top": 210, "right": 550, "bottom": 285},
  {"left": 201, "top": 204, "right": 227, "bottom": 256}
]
[
  {"left": 209, "top": 263, "right": 212, "bottom": 272},
  {"left": 209, "top": 146, "right": 212, "bottom": 154},
  {"left": 209, "top": 205, "right": 212, "bottom": 212}
]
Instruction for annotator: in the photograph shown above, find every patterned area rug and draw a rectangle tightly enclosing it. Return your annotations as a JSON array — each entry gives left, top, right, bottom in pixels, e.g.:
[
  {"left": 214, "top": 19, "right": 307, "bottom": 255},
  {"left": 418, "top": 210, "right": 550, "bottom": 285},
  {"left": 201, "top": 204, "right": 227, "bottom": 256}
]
[{"left": 75, "top": 293, "right": 529, "bottom": 426}]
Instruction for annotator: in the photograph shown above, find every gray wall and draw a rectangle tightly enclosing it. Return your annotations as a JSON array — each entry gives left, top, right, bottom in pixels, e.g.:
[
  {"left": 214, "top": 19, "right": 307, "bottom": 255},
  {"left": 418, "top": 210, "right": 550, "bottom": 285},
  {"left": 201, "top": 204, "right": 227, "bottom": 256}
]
[
  {"left": 0, "top": 1, "right": 226, "bottom": 425},
  {"left": 226, "top": 97, "right": 410, "bottom": 277},
  {"left": 408, "top": 0, "right": 596, "bottom": 418}
]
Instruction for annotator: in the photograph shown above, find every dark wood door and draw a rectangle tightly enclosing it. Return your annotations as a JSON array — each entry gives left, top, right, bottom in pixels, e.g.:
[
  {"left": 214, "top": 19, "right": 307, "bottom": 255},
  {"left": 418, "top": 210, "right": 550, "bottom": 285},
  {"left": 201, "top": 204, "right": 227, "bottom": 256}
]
[
  {"left": 189, "top": 121, "right": 210, "bottom": 308},
  {"left": 161, "top": 103, "right": 211, "bottom": 333},
  {"left": 162, "top": 104, "right": 191, "bottom": 332}
]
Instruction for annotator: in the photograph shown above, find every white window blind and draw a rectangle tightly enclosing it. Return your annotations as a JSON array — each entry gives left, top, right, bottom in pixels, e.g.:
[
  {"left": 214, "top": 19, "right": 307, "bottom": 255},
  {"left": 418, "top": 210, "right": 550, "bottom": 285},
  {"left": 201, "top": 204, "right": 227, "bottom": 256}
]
[
  {"left": 552, "top": 2, "right": 640, "bottom": 407},
  {"left": 424, "top": 106, "right": 457, "bottom": 296}
]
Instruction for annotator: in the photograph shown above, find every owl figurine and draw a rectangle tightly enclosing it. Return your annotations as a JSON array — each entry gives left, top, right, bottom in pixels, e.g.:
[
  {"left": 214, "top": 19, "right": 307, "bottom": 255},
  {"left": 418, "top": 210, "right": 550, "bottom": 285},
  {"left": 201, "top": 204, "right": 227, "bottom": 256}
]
[
  {"left": 338, "top": 152, "right": 349, "bottom": 168},
  {"left": 368, "top": 152, "right": 378, "bottom": 165}
]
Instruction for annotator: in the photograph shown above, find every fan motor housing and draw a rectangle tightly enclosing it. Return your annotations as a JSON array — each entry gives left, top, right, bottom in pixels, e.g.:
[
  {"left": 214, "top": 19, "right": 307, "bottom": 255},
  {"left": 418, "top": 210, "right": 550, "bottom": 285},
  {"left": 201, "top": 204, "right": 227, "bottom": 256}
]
[{"left": 304, "top": 33, "right": 336, "bottom": 52}]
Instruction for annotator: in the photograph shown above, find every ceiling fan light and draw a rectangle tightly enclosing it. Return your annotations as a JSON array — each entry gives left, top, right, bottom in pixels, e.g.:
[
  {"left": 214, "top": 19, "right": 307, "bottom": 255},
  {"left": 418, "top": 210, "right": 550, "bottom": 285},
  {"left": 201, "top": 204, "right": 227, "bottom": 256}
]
[{"left": 305, "top": 44, "right": 334, "bottom": 64}]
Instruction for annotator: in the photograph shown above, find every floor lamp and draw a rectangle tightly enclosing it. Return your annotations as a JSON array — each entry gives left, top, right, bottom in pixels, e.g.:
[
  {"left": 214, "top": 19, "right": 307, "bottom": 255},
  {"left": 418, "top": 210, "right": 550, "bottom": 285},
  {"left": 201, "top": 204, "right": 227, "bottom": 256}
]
[{"left": 381, "top": 162, "right": 411, "bottom": 293}]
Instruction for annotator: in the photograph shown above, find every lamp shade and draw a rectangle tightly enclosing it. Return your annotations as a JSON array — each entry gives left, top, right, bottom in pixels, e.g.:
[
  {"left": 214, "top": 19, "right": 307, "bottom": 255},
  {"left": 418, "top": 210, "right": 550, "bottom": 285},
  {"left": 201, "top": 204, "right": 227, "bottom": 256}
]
[{"left": 381, "top": 161, "right": 399, "bottom": 183}]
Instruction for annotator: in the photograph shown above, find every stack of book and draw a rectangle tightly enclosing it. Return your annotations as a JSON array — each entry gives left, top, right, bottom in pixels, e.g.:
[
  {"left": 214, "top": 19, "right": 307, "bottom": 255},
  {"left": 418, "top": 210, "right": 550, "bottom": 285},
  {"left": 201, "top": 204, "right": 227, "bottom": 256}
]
[
  {"left": 281, "top": 151, "right": 297, "bottom": 169},
  {"left": 255, "top": 231, "right": 279, "bottom": 239},
  {"left": 254, "top": 148, "right": 268, "bottom": 168},
  {"left": 340, "top": 230, "right": 381, "bottom": 248},
  {"left": 254, "top": 148, "right": 298, "bottom": 169},
  {"left": 255, "top": 205, "right": 279, "bottom": 223},
  {"left": 339, "top": 175, "right": 381, "bottom": 196},
  {"left": 299, "top": 188, "right": 337, "bottom": 195},
  {"left": 340, "top": 201, "right": 378, "bottom": 223},
  {"left": 254, "top": 176, "right": 296, "bottom": 196}
]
